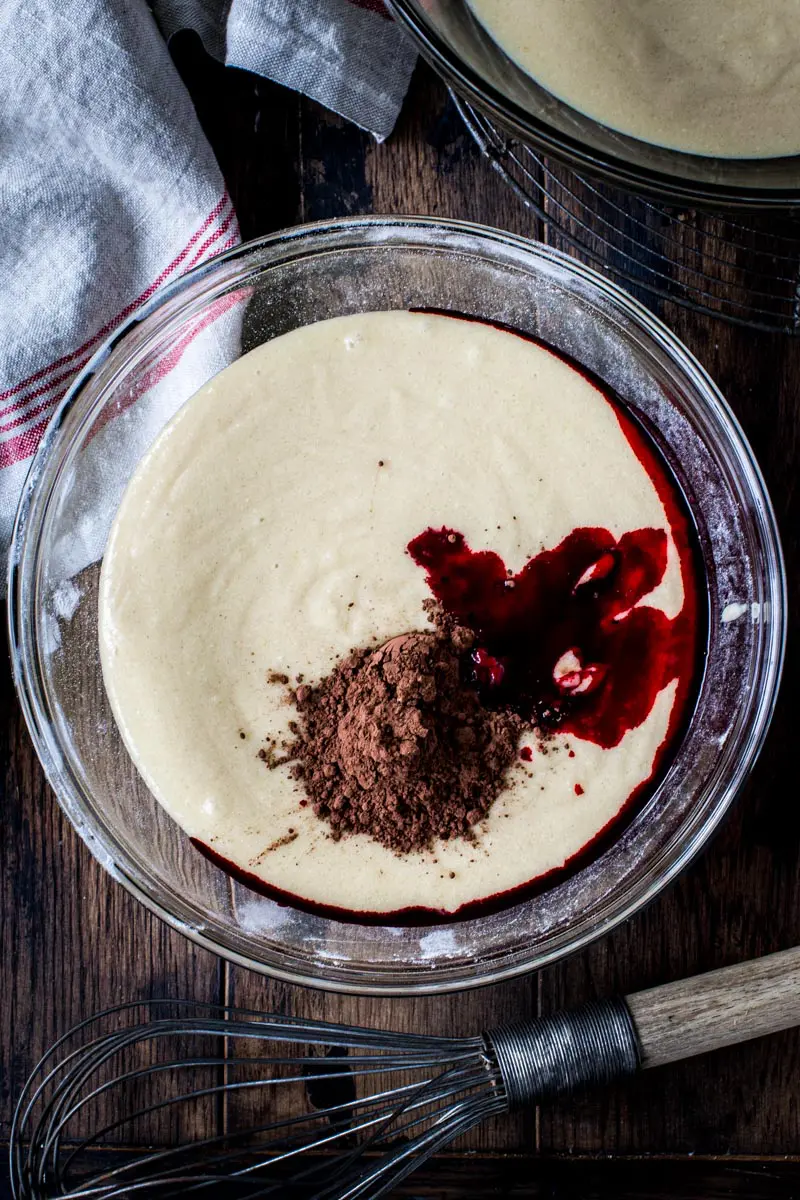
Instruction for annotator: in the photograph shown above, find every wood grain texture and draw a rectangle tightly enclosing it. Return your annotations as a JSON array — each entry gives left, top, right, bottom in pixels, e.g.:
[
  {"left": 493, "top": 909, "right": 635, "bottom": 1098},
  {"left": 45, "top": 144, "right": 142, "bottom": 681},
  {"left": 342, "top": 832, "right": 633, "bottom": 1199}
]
[
  {"left": 0, "top": 31, "right": 799, "bottom": 1192},
  {"left": 2, "top": 1152, "right": 800, "bottom": 1199},
  {"left": 627, "top": 946, "right": 800, "bottom": 1069}
]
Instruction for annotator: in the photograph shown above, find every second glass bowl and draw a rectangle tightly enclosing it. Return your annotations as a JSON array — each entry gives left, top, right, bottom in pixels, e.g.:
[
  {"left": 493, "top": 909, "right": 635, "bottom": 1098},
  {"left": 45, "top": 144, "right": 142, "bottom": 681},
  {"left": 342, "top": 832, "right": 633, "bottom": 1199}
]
[
  {"left": 9, "top": 217, "right": 785, "bottom": 994},
  {"left": 386, "top": 0, "right": 800, "bottom": 206}
]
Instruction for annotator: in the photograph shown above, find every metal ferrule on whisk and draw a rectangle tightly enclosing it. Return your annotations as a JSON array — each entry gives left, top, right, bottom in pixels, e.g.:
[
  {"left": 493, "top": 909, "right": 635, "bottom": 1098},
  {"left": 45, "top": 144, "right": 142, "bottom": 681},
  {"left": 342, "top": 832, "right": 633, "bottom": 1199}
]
[{"left": 485, "top": 998, "right": 641, "bottom": 1110}]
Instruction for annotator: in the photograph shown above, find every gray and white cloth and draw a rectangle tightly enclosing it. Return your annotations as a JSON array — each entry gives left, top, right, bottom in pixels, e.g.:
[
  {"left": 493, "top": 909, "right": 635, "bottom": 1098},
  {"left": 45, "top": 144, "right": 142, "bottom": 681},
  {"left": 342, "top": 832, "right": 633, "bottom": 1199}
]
[{"left": 0, "top": 0, "right": 416, "bottom": 560}]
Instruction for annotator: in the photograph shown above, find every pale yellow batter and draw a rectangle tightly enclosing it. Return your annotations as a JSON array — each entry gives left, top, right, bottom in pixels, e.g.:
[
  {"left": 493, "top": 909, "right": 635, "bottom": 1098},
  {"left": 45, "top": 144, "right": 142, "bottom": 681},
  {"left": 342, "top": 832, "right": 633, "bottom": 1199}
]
[
  {"left": 468, "top": 0, "right": 800, "bottom": 158},
  {"left": 99, "top": 311, "right": 686, "bottom": 918}
]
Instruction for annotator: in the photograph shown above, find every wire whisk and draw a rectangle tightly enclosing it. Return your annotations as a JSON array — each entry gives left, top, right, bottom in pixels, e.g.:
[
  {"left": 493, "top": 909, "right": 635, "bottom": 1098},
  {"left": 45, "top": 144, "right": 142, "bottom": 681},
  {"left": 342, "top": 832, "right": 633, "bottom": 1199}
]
[
  {"left": 10, "top": 997, "right": 634, "bottom": 1199},
  {"left": 13, "top": 947, "right": 800, "bottom": 1199}
]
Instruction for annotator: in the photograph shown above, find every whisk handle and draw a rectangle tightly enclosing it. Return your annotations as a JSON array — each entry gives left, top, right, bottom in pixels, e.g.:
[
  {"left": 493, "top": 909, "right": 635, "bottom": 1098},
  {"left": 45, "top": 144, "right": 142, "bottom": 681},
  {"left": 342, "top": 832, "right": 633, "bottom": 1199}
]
[
  {"left": 487, "top": 946, "right": 800, "bottom": 1110},
  {"left": 625, "top": 944, "right": 800, "bottom": 1069}
]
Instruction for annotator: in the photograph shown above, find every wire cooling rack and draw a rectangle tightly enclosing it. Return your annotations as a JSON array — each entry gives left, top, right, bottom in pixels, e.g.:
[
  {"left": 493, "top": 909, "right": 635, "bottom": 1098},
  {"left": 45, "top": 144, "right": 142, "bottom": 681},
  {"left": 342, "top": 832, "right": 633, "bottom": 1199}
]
[{"left": 454, "top": 95, "right": 800, "bottom": 334}]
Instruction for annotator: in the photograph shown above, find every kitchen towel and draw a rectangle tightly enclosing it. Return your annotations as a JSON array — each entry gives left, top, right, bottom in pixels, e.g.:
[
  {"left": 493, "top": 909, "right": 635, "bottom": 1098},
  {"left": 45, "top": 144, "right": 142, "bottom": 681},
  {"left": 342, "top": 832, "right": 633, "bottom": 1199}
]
[{"left": 0, "top": 0, "right": 416, "bottom": 563}]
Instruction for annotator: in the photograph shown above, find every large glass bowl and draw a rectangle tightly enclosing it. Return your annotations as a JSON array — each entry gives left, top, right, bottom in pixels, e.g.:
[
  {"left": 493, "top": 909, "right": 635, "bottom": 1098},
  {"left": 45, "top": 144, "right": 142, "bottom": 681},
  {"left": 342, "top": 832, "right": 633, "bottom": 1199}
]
[
  {"left": 8, "top": 218, "right": 785, "bottom": 994},
  {"left": 385, "top": 0, "right": 800, "bottom": 207}
]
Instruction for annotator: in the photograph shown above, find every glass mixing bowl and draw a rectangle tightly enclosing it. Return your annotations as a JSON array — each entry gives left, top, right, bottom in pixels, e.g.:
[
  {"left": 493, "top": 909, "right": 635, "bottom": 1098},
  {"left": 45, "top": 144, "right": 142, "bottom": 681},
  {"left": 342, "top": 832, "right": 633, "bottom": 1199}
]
[
  {"left": 385, "top": 0, "right": 800, "bottom": 207},
  {"left": 9, "top": 218, "right": 786, "bottom": 994}
]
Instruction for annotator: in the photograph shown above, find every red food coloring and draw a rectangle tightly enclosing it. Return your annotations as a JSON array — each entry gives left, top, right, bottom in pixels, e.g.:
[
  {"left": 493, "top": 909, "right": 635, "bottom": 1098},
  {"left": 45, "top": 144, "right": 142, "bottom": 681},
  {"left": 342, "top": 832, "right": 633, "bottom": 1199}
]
[
  {"left": 568, "top": 750, "right": 576, "bottom": 758},
  {"left": 405, "top": 318, "right": 701, "bottom": 767},
  {"left": 520, "top": 746, "right": 533, "bottom": 762},
  {"left": 408, "top": 521, "right": 696, "bottom": 750},
  {"left": 471, "top": 646, "right": 505, "bottom": 687},
  {"left": 575, "top": 783, "right": 585, "bottom": 796},
  {"left": 553, "top": 649, "right": 608, "bottom": 697},
  {"left": 573, "top": 551, "right": 617, "bottom": 592}
]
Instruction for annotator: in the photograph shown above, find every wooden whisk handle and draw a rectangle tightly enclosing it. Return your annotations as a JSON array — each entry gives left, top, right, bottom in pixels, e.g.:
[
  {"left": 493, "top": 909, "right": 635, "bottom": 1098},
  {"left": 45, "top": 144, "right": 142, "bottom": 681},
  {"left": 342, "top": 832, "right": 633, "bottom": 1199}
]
[{"left": 625, "top": 945, "right": 800, "bottom": 1069}]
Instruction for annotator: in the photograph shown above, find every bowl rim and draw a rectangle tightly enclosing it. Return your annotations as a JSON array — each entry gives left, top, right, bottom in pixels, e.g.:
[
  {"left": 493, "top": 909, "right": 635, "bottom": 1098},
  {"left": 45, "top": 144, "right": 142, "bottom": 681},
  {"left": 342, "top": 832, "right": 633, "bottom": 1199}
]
[
  {"left": 385, "top": 0, "right": 800, "bottom": 208},
  {"left": 7, "top": 215, "right": 788, "bottom": 994}
]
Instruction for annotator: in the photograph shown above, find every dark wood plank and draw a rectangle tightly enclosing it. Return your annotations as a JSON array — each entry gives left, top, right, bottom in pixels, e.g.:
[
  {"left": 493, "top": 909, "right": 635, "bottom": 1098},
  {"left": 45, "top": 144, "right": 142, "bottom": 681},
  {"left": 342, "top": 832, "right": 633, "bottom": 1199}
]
[
  {"left": 2, "top": 1149, "right": 800, "bottom": 1200},
  {"left": 171, "top": 31, "right": 303, "bottom": 240},
  {"left": 308, "top": 1157, "right": 800, "bottom": 1199}
]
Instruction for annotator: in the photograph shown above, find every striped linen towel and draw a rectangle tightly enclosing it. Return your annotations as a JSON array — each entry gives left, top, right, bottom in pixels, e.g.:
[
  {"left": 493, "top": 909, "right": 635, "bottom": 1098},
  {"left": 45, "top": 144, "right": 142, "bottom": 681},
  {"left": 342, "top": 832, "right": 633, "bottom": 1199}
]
[{"left": 0, "top": 0, "right": 415, "bottom": 562}]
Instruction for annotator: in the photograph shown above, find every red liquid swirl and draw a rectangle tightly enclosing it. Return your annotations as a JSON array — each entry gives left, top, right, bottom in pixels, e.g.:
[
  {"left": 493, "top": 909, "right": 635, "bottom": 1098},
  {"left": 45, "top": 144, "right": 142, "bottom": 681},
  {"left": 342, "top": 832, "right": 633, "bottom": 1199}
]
[{"left": 407, "top": 522, "right": 695, "bottom": 750}]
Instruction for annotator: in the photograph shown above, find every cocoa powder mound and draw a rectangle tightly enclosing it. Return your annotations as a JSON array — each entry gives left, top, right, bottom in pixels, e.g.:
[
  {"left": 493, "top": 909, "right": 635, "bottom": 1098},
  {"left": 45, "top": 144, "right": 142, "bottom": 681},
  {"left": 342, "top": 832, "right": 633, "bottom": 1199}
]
[{"left": 284, "top": 628, "right": 523, "bottom": 854}]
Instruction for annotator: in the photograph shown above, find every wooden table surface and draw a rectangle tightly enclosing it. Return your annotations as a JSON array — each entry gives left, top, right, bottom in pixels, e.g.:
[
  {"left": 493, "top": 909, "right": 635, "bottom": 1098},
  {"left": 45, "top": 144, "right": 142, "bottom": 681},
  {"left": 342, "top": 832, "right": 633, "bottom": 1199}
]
[{"left": 2, "top": 37, "right": 800, "bottom": 1199}]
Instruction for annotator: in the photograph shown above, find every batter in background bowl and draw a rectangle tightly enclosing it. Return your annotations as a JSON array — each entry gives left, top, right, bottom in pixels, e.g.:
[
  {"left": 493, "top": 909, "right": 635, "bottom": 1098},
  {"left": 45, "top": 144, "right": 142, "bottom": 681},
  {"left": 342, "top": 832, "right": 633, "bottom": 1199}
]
[
  {"left": 467, "top": 0, "right": 800, "bottom": 159},
  {"left": 99, "top": 311, "right": 701, "bottom": 922}
]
